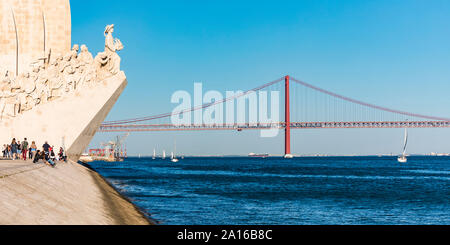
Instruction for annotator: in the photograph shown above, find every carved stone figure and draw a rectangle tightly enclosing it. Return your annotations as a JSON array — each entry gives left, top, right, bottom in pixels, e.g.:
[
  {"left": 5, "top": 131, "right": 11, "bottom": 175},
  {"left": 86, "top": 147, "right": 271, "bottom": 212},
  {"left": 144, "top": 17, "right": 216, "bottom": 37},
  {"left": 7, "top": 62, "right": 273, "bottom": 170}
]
[
  {"left": 19, "top": 73, "right": 31, "bottom": 94},
  {"left": 71, "top": 44, "right": 80, "bottom": 60},
  {"left": 95, "top": 24, "right": 123, "bottom": 80},
  {"left": 0, "top": 70, "right": 12, "bottom": 94},
  {"left": 48, "top": 58, "right": 64, "bottom": 99},
  {"left": 79, "top": 45, "right": 94, "bottom": 65},
  {"left": 0, "top": 70, "right": 13, "bottom": 120},
  {"left": 10, "top": 72, "right": 23, "bottom": 92}
]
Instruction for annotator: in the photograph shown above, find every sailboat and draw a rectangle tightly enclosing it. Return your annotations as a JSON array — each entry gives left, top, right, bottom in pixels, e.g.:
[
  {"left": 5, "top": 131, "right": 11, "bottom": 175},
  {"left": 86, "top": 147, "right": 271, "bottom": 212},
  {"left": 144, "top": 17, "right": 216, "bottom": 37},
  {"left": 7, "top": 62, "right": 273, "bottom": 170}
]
[
  {"left": 152, "top": 148, "right": 156, "bottom": 160},
  {"left": 171, "top": 140, "right": 179, "bottom": 163},
  {"left": 162, "top": 150, "right": 166, "bottom": 160},
  {"left": 398, "top": 128, "right": 408, "bottom": 163},
  {"left": 171, "top": 151, "right": 178, "bottom": 163}
]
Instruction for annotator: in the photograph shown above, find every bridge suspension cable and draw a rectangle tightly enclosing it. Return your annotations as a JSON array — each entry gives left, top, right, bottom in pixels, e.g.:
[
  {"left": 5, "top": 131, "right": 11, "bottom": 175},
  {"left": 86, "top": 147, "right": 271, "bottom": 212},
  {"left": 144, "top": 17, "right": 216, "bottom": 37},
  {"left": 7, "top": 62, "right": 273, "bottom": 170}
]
[
  {"left": 289, "top": 77, "right": 450, "bottom": 122},
  {"left": 102, "top": 77, "right": 285, "bottom": 125}
]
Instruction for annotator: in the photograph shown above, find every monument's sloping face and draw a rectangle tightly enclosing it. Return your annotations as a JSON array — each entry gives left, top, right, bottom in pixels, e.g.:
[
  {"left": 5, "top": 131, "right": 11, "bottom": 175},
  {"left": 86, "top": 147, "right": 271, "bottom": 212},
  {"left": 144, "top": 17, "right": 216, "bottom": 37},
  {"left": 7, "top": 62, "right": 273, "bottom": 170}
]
[
  {"left": 0, "top": 0, "right": 127, "bottom": 161},
  {"left": 3, "top": 72, "right": 128, "bottom": 162},
  {"left": 0, "top": 0, "right": 71, "bottom": 76}
]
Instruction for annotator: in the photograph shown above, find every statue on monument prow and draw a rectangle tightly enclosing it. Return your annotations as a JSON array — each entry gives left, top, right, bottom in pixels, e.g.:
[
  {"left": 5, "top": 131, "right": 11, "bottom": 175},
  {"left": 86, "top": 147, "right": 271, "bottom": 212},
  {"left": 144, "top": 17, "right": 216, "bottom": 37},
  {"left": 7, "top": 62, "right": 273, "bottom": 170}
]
[
  {"left": 95, "top": 24, "right": 124, "bottom": 80},
  {"left": 0, "top": 24, "right": 124, "bottom": 121}
]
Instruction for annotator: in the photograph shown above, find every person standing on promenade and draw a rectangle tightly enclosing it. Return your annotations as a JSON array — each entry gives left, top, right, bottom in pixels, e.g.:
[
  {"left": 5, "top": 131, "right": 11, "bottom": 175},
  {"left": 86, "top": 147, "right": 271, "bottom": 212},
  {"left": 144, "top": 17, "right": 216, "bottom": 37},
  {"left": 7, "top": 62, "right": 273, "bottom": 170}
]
[
  {"left": 30, "top": 141, "right": 37, "bottom": 160},
  {"left": 43, "top": 141, "right": 50, "bottom": 153},
  {"left": 2, "top": 144, "right": 6, "bottom": 158},
  {"left": 22, "top": 138, "right": 29, "bottom": 161},
  {"left": 43, "top": 141, "right": 51, "bottom": 161},
  {"left": 11, "top": 138, "right": 17, "bottom": 160},
  {"left": 7, "top": 144, "right": 12, "bottom": 159},
  {"left": 17, "top": 141, "right": 22, "bottom": 158}
]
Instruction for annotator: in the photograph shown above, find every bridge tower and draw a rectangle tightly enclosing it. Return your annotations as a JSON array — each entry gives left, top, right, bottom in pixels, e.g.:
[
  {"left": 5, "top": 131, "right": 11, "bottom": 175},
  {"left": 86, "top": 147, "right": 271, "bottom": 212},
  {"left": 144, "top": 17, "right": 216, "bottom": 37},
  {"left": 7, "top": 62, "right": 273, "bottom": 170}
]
[{"left": 284, "top": 75, "right": 293, "bottom": 158}]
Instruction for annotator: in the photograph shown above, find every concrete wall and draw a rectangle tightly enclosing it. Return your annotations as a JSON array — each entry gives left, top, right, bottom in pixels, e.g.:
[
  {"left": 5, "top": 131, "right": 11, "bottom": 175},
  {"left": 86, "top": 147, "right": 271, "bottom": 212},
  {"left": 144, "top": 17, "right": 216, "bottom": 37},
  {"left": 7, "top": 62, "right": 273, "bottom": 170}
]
[{"left": 0, "top": 0, "right": 71, "bottom": 76}]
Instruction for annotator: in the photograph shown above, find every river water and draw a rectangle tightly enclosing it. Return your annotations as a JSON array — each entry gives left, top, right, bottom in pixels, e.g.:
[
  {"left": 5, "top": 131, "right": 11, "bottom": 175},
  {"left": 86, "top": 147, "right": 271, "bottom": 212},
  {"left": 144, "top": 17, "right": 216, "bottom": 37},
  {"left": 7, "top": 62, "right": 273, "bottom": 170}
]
[{"left": 88, "top": 156, "right": 450, "bottom": 225}]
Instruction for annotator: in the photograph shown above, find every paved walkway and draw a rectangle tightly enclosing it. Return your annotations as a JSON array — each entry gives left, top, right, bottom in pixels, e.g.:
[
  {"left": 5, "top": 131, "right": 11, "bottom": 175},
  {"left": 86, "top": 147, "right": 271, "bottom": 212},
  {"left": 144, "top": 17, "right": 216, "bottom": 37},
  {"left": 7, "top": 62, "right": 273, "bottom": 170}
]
[
  {"left": 0, "top": 159, "right": 45, "bottom": 179},
  {"left": 0, "top": 159, "right": 151, "bottom": 225}
]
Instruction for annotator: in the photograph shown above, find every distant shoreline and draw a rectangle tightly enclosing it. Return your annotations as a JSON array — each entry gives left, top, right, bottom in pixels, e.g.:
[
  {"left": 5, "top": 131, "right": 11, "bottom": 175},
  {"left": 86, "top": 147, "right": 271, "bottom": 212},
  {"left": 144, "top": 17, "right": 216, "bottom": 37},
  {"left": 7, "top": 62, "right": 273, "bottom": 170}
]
[{"left": 126, "top": 154, "right": 450, "bottom": 158}]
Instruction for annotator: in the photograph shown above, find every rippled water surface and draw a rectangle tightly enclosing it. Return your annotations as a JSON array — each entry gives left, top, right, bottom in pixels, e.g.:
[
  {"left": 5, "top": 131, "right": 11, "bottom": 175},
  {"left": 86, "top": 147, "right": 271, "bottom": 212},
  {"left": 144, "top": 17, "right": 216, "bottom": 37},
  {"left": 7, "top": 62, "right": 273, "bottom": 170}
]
[{"left": 88, "top": 156, "right": 450, "bottom": 225}]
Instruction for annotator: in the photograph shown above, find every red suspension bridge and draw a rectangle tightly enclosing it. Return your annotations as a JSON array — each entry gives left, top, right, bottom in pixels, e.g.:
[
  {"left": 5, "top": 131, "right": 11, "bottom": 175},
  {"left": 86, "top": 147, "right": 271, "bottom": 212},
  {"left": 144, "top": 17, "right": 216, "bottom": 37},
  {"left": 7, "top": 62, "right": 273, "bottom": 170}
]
[{"left": 99, "top": 75, "right": 450, "bottom": 157}]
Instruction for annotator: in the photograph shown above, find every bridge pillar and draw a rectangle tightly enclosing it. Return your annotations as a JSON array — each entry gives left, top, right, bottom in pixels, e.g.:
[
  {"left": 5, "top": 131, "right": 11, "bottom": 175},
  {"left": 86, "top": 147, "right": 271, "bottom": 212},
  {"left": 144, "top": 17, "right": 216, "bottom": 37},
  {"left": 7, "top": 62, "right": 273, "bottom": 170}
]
[{"left": 284, "top": 75, "right": 293, "bottom": 158}]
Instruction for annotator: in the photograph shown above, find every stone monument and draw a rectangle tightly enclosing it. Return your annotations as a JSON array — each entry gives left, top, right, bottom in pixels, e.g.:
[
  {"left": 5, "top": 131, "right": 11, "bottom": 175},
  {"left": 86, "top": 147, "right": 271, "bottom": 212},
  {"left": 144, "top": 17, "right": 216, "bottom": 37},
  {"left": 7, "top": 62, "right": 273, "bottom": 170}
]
[{"left": 0, "top": 0, "right": 128, "bottom": 161}]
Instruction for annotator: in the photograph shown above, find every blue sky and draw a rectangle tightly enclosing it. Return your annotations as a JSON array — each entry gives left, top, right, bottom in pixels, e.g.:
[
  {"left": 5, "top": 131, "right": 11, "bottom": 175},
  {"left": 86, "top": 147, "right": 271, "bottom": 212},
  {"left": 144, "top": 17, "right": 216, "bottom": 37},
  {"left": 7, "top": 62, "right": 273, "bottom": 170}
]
[{"left": 72, "top": 0, "right": 450, "bottom": 156}]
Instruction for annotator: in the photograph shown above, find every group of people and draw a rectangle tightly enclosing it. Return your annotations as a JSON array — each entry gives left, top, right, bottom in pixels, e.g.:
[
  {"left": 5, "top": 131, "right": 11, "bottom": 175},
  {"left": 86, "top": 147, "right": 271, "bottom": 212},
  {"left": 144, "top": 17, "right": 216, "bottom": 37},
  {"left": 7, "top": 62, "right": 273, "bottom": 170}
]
[{"left": 2, "top": 138, "right": 67, "bottom": 167}]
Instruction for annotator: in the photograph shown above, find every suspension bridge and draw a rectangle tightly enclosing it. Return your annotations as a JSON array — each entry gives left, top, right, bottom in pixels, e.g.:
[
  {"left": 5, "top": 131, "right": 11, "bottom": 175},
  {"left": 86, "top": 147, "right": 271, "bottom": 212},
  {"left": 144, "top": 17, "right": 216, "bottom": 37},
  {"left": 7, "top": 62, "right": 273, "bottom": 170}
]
[{"left": 99, "top": 75, "right": 450, "bottom": 157}]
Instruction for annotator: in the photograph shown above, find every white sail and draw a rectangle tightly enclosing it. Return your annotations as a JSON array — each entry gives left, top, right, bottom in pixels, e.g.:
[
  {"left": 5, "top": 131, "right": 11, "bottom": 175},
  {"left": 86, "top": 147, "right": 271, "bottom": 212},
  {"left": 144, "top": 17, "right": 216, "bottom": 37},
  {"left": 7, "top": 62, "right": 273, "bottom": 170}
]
[
  {"left": 171, "top": 140, "right": 179, "bottom": 163},
  {"left": 162, "top": 150, "right": 166, "bottom": 159},
  {"left": 398, "top": 128, "right": 408, "bottom": 163},
  {"left": 402, "top": 128, "right": 408, "bottom": 156},
  {"left": 153, "top": 148, "right": 156, "bottom": 159}
]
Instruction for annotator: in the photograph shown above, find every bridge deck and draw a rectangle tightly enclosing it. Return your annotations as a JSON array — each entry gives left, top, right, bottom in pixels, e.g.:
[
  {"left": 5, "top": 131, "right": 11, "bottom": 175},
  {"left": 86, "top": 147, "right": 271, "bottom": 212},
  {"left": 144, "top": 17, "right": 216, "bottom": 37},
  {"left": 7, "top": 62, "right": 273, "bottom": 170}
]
[{"left": 99, "top": 121, "right": 450, "bottom": 132}]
